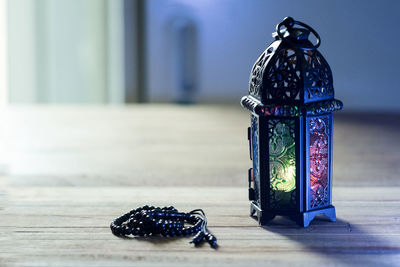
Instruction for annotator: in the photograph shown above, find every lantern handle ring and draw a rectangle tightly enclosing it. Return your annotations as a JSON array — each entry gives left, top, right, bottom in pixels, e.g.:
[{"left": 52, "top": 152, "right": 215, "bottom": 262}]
[{"left": 276, "top": 17, "right": 321, "bottom": 49}]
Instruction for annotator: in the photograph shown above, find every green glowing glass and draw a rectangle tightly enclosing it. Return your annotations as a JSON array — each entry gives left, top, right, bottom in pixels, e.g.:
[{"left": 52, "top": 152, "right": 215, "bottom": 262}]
[{"left": 268, "top": 120, "right": 296, "bottom": 208}]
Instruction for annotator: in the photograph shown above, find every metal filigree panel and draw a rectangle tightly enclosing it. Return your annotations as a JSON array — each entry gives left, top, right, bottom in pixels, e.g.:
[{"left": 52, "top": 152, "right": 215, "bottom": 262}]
[
  {"left": 303, "top": 50, "right": 334, "bottom": 102},
  {"left": 251, "top": 115, "right": 260, "bottom": 205},
  {"left": 249, "top": 46, "right": 274, "bottom": 99},
  {"left": 265, "top": 48, "right": 302, "bottom": 101},
  {"left": 309, "top": 116, "right": 330, "bottom": 209},
  {"left": 268, "top": 119, "right": 296, "bottom": 209}
]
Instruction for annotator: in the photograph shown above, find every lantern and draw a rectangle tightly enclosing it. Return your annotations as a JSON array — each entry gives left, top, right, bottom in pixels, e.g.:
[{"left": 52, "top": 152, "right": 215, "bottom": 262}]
[{"left": 241, "top": 17, "right": 343, "bottom": 227}]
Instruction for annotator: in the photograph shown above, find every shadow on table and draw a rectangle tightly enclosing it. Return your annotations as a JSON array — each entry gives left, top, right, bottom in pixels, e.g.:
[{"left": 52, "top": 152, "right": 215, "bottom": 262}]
[{"left": 260, "top": 216, "right": 398, "bottom": 266}]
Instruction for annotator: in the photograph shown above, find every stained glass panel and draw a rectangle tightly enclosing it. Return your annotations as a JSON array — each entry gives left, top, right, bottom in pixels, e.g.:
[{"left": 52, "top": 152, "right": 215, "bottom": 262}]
[
  {"left": 309, "top": 116, "right": 330, "bottom": 209},
  {"left": 251, "top": 115, "right": 260, "bottom": 204},
  {"left": 268, "top": 120, "right": 296, "bottom": 209}
]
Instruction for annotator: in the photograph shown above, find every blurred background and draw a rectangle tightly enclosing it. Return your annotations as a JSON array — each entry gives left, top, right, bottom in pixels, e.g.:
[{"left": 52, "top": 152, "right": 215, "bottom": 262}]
[
  {"left": 0, "top": 0, "right": 399, "bottom": 188},
  {"left": 1, "top": 0, "right": 399, "bottom": 110}
]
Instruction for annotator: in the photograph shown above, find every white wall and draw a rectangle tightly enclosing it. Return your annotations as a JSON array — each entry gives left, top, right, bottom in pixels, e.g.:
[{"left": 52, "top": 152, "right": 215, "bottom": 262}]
[
  {"left": 7, "top": 0, "right": 125, "bottom": 104},
  {"left": 7, "top": 0, "right": 37, "bottom": 103},
  {"left": 39, "top": 0, "right": 108, "bottom": 103},
  {"left": 147, "top": 0, "right": 400, "bottom": 111},
  {"left": 0, "top": 0, "right": 8, "bottom": 105}
]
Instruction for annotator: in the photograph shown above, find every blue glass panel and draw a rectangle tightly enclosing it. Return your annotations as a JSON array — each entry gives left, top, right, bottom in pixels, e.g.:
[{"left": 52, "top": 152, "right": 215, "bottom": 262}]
[{"left": 251, "top": 115, "right": 260, "bottom": 204}]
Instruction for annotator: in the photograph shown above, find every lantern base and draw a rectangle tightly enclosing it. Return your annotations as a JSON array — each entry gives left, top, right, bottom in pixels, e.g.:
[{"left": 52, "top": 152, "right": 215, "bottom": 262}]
[
  {"left": 250, "top": 202, "right": 336, "bottom": 227},
  {"left": 300, "top": 206, "right": 336, "bottom": 227}
]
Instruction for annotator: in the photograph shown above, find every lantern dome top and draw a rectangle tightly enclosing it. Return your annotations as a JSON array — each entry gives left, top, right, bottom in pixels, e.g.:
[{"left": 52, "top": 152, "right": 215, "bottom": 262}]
[{"left": 241, "top": 17, "right": 343, "bottom": 117}]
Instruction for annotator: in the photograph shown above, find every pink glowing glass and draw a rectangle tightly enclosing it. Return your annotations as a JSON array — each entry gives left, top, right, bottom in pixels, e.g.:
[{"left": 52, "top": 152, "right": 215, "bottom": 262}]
[{"left": 309, "top": 116, "right": 329, "bottom": 209}]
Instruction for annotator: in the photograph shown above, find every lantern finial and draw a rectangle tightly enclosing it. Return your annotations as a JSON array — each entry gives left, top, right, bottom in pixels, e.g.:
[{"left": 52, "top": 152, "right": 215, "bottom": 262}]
[
  {"left": 276, "top": 17, "right": 321, "bottom": 50},
  {"left": 281, "top": 17, "right": 295, "bottom": 28}
]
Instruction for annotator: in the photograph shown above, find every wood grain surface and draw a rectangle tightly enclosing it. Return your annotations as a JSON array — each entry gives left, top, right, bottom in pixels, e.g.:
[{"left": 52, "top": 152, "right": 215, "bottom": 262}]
[
  {"left": 0, "top": 105, "right": 399, "bottom": 266},
  {"left": 1, "top": 186, "right": 400, "bottom": 267},
  {"left": 0, "top": 105, "right": 399, "bottom": 187}
]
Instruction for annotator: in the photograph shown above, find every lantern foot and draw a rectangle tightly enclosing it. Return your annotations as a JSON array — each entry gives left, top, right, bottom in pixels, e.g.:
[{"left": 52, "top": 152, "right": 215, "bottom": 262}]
[
  {"left": 301, "top": 206, "right": 336, "bottom": 227},
  {"left": 250, "top": 202, "right": 275, "bottom": 225}
]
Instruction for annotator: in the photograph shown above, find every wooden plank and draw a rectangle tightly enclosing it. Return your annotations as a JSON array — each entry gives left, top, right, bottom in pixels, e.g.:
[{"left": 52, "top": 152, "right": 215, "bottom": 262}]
[{"left": 1, "top": 186, "right": 400, "bottom": 266}]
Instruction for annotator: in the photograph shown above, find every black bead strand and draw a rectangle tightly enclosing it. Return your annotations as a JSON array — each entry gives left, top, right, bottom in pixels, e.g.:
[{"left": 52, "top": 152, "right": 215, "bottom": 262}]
[{"left": 110, "top": 206, "right": 217, "bottom": 248}]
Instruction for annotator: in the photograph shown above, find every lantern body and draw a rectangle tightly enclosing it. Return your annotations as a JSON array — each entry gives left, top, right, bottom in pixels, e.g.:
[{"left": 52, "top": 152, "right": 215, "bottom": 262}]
[{"left": 241, "top": 17, "right": 342, "bottom": 227}]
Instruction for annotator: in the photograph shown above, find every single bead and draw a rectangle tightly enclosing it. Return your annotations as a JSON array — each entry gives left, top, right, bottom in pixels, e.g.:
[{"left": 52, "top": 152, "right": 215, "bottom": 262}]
[
  {"left": 110, "top": 226, "right": 120, "bottom": 235},
  {"left": 188, "top": 216, "right": 197, "bottom": 224},
  {"left": 157, "top": 212, "right": 165, "bottom": 218},
  {"left": 140, "top": 210, "right": 148, "bottom": 217},
  {"left": 122, "top": 226, "right": 131, "bottom": 235},
  {"left": 123, "top": 213, "right": 130, "bottom": 219},
  {"left": 132, "top": 229, "right": 139, "bottom": 236},
  {"left": 190, "top": 231, "right": 205, "bottom": 246},
  {"left": 205, "top": 233, "right": 217, "bottom": 248},
  {"left": 129, "top": 209, "right": 137, "bottom": 214},
  {"left": 183, "top": 227, "right": 190, "bottom": 236}
]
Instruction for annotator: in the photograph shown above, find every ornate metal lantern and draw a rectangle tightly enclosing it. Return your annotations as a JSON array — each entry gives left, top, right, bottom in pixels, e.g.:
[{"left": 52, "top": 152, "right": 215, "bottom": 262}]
[{"left": 241, "top": 17, "right": 343, "bottom": 227}]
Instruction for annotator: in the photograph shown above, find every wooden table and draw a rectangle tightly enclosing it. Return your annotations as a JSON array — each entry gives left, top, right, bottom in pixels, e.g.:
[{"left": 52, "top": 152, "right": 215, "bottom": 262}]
[{"left": 0, "top": 105, "right": 399, "bottom": 266}]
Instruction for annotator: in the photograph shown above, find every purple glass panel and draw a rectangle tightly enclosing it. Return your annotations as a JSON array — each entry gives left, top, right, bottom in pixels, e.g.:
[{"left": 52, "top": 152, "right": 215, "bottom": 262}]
[{"left": 309, "top": 116, "right": 329, "bottom": 209}]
